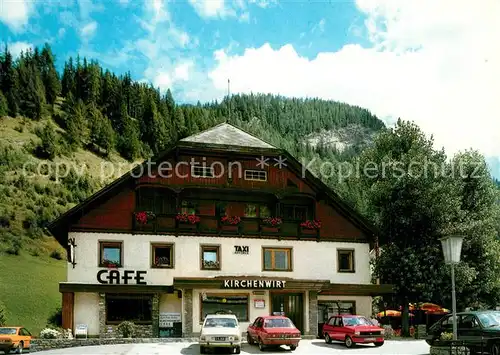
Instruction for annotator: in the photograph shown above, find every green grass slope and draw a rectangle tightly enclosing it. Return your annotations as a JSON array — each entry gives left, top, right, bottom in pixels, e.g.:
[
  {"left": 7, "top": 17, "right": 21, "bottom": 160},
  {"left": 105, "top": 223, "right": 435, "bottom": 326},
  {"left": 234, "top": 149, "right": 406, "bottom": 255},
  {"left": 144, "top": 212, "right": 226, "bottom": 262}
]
[
  {"left": 0, "top": 115, "right": 134, "bottom": 335},
  {"left": 0, "top": 253, "right": 66, "bottom": 334}
]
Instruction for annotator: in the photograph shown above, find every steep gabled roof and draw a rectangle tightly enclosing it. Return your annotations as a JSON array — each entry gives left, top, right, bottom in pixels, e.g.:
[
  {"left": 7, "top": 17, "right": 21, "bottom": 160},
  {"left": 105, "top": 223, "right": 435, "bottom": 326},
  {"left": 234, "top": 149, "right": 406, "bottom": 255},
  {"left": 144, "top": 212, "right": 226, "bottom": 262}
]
[
  {"left": 180, "top": 123, "right": 277, "bottom": 150},
  {"left": 47, "top": 123, "right": 379, "bottom": 247}
]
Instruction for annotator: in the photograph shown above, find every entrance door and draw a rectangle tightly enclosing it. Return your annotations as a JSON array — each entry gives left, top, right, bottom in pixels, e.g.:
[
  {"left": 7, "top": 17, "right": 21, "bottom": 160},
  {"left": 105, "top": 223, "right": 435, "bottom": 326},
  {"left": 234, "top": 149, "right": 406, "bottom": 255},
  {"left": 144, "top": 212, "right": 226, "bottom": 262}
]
[{"left": 270, "top": 293, "right": 304, "bottom": 333}]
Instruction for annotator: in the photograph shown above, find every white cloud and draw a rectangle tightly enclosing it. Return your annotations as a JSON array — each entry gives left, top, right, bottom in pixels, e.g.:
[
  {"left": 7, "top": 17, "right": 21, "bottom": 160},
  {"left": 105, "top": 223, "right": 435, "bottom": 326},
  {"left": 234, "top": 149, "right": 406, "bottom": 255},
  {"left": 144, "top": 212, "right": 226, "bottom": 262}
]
[
  {"left": 239, "top": 12, "right": 250, "bottom": 23},
  {"left": 58, "top": 27, "right": 66, "bottom": 39},
  {"left": 173, "top": 61, "right": 194, "bottom": 81},
  {"left": 7, "top": 41, "right": 33, "bottom": 58},
  {"left": 248, "top": 0, "right": 278, "bottom": 8},
  {"left": 207, "top": 0, "right": 500, "bottom": 157},
  {"left": 188, "top": 0, "right": 228, "bottom": 18},
  {"left": 80, "top": 21, "right": 97, "bottom": 39},
  {"left": 152, "top": 71, "right": 172, "bottom": 91},
  {"left": 0, "top": 0, "right": 33, "bottom": 32}
]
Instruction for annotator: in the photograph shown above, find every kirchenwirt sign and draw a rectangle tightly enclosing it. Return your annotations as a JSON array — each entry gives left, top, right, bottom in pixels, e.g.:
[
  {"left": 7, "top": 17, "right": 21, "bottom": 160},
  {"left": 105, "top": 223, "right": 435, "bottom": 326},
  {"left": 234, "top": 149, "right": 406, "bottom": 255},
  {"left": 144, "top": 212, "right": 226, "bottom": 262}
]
[{"left": 222, "top": 279, "right": 287, "bottom": 289}]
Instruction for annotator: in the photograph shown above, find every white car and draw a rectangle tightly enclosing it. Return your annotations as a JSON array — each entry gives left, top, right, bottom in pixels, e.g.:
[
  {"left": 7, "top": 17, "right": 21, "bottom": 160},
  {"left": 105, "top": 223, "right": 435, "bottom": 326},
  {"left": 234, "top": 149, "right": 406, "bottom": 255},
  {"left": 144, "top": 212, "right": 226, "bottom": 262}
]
[{"left": 199, "top": 314, "right": 242, "bottom": 354}]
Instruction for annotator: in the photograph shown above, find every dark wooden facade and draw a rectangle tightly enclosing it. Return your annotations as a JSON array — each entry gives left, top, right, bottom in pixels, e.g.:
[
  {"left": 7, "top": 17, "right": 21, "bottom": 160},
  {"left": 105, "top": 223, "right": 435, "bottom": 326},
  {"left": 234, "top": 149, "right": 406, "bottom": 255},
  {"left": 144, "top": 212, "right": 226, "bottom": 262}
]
[{"left": 68, "top": 151, "right": 370, "bottom": 244}]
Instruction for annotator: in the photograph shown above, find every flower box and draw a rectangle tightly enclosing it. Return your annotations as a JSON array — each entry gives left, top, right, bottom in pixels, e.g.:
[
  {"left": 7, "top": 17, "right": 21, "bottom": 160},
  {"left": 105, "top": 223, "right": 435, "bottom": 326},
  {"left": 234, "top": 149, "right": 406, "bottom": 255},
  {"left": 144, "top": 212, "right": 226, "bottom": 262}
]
[
  {"left": 176, "top": 213, "right": 200, "bottom": 224},
  {"left": 220, "top": 215, "right": 241, "bottom": 225},
  {"left": 261, "top": 226, "right": 279, "bottom": 233},
  {"left": 300, "top": 227, "right": 318, "bottom": 236},
  {"left": 220, "top": 224, "right": 240, "bottom": 233},
  {"left": 203, "top": 260, "right": 220, "bottom": 269},
  {"left": 262, "top": 217, "right": 282, "bottom": 227},
  {"left": 300, "top": 219, "right": 321, "bottom": 230},
  {"left": 134, "top": 211, "right": 156, "bottom": 225}
]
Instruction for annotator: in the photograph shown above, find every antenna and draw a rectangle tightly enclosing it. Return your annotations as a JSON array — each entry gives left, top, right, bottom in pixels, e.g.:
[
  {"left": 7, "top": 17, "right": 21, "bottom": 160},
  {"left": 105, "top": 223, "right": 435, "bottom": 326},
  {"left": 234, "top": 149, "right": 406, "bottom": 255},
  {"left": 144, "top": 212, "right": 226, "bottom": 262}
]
[{"left": 227, "top": 78, "right": 230, "bottom": 123}]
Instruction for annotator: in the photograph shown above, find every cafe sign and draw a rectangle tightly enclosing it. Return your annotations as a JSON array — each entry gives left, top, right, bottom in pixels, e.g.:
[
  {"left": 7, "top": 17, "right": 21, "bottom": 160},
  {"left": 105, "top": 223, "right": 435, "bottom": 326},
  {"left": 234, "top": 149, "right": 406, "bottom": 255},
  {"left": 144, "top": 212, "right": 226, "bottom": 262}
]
[
  {"left": 222, "top": 279, "right": 287, "bottom": 289},
  {"left": 97, "top": 270, "right": 147, "bottom": 285}
]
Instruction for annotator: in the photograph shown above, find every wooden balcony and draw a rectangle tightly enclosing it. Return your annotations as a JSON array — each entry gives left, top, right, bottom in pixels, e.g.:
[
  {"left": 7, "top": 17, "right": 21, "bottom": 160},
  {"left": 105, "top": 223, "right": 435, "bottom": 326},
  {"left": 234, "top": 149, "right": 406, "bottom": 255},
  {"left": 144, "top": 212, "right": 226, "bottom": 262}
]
[{"left": 132, "top": 213, "right": 320, "bottom": 240}]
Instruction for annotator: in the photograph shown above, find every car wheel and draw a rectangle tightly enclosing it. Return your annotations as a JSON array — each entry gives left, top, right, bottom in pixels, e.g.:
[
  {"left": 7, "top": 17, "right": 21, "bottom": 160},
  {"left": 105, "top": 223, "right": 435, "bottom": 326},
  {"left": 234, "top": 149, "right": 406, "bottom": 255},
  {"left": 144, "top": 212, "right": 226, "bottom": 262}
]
[
  {"left": 234, "top": 346, "right": 241, "bottom": 354},
  {"left": 247, "top": 333, "right": 254, "bottom": 345},
  {"left": 16, "top": 342, "right": 24, "bottom": 354},
  {"left": 290, "top": 345, "right": 296, "bottom": 351},
  {"left": 258, "top": 338, "right": 265, "bottom": 351},
  {"left": 374, "top": 341, "right": 384, "bottom": 347},
  {"left": 344, "top": 336, "right": 354, "bottom": 348},
  {"left": 324, "top": 333, "right": 332, "bottom": 344},
  {"left": 491, "top": 343, "right": 500, "bottom": 355}
]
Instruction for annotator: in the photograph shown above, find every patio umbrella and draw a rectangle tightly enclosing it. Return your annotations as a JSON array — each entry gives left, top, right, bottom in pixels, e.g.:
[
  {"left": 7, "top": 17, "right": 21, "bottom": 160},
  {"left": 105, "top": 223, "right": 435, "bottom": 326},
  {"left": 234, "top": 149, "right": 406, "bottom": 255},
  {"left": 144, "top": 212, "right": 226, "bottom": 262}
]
[{"left": 376, "top": 310, "right": 415, "bottom": 317}]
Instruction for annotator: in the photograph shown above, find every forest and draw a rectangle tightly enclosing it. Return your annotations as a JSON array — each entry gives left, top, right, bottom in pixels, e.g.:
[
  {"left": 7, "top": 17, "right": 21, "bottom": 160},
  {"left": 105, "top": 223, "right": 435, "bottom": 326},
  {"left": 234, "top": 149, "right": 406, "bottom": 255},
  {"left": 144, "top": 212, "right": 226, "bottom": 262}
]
[{"left": 0, "top": 43, "right": 386, "bottom": 252}]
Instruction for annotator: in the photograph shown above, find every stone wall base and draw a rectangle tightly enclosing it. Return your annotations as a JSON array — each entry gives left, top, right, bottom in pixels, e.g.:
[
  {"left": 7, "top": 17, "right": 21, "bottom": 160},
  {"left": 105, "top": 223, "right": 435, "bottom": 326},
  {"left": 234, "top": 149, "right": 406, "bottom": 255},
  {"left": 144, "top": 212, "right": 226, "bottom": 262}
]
[
  {"left": 30, "top": 338, "right": 199, "bottom": 352},
  {"left": 430, "top": 345, "right": 470, "bottom": 355}
]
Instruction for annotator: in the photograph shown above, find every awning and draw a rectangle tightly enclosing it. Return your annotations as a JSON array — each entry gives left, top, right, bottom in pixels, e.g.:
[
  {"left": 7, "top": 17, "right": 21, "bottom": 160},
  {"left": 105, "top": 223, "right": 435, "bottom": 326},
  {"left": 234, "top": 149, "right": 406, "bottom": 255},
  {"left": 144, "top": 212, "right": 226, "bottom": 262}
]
[{"left": 59, "top": 283, "right": 175, "bottom": 293}]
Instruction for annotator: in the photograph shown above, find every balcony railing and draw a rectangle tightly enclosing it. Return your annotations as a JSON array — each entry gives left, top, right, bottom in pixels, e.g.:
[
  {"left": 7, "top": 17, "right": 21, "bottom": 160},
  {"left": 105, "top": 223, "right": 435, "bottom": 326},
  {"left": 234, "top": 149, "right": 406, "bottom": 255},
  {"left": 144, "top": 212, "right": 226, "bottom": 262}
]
[{"left": 132, "top": 213, "right": 320, "bottom": 239}]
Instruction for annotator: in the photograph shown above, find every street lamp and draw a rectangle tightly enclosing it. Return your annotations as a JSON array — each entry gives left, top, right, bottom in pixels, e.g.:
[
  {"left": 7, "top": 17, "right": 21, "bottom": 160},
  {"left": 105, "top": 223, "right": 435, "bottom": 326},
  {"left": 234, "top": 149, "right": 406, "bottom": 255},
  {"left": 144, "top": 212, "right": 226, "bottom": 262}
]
[{"left": 439, "top": 235, "right": 464, "bottom": 341}]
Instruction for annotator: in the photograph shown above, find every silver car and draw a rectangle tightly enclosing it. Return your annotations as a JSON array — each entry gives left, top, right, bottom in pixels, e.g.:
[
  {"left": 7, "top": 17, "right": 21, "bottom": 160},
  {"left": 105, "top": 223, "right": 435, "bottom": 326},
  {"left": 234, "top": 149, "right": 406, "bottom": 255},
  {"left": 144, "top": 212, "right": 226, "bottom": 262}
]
[{"left": 199, "top": 314, "right": 242, "bottom": 354}]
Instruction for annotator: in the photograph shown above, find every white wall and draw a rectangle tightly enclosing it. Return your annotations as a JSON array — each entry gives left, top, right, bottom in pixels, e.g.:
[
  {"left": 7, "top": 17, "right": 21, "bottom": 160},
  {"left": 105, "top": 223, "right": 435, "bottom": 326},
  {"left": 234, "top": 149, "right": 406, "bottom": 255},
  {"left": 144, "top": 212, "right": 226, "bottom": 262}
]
[
  {"left": 74, "top": 293, "right": 100, "bottom": 335},
  {"left": 160, "top": 293, "right": 182, "bottom": 313},
  {"left": 67, "top": 232, "right": 371, "bottom": 285},
  {"left": 318, "top": 295, "right": 372, "bottom": 318}
]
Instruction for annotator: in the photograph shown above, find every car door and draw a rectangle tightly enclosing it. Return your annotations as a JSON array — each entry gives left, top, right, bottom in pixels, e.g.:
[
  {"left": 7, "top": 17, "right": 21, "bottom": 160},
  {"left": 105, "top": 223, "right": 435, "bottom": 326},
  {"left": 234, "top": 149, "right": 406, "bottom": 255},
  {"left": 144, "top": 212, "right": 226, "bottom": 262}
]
[
  {"left": 248, "top": 318, "right": 261, "bottom": 341},
  {"left": 19, "top": 328, "right": 31, "bottom": 348},
  {"left": 330, "top": 316, "right": 343, "bottom": 341},
  {"left": 322, "top": 316, "right": 335, "bottom": 339},
  {"left": 458, "top": 315, "right": 482, "bottom": 349}
]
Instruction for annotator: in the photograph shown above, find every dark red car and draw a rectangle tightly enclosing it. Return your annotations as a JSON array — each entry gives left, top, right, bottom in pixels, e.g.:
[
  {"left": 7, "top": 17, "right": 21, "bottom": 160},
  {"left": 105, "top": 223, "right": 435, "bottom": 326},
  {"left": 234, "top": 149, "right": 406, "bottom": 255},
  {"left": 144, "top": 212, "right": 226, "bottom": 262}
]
[
  {"left": 247, "top": 316, "right": 301, "bottom": 351},
  {"left": 322, "top": 315, "right": 385, "bottom": 348}
]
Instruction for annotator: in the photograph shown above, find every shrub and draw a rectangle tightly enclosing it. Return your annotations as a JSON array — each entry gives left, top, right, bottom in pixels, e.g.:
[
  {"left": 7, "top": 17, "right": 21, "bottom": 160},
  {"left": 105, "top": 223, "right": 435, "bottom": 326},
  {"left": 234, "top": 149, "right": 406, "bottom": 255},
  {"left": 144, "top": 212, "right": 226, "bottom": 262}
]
[
  {"left": 50, "top": 250, "right": 63, "bottom": 260},
  {"left": 440, "top": 332, "right": 453, "bottom": 341},
  {"left": 47, "top": 307, "right": 62, "bottom": 327},
  {"left": 5, "top": 239, "right": 21, "bottom": 255},
  {"left": 383, "top": 325, "right": 394, "bottom": 339},
  {"left": 0, "top": 308, "right": 5, "bottom": 326},
  {"left": 60, "top": 328, "right": 73, "bottom": 339},
  {"left": 117, "top": 321, "right": 135, "bottom": 338},
  {"left": 40, "top": 328, "right": 60, "bottom": 339}
]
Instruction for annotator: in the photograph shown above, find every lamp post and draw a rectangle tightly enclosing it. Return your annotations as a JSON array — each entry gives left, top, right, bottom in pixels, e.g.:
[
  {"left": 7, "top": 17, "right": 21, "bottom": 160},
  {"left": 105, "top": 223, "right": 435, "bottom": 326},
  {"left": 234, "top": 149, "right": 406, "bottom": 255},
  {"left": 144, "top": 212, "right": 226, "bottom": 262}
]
[{"left": 439, "top": 235, "right": 464, "bottom": 341}]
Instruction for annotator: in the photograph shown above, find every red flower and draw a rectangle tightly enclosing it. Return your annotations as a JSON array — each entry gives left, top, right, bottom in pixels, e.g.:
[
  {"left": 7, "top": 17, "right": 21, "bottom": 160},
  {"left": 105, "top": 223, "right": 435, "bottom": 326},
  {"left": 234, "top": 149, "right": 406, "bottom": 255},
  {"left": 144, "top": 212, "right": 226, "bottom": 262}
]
[
  {"left": 300, "top": 219, "right": 321, "bottom": 229},
  {"left": 135, "top": 211, "right": 155, "bottom": 225},
  {"left": 176, "top": 213, "right": 200, "bottom": 224},
  {"left": 221, "top": 215, "right": 241, "bottom": 225},
  {"left": 263, "top": 217, "right": 282, "bottom": 227}
]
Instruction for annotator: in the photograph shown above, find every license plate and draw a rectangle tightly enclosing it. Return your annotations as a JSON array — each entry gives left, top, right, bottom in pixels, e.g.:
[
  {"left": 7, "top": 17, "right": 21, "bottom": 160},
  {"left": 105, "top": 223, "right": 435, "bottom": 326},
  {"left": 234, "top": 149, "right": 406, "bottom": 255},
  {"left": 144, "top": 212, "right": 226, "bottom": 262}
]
[{"left": 365, "top": 338, "right": 376, "bottom": 341}]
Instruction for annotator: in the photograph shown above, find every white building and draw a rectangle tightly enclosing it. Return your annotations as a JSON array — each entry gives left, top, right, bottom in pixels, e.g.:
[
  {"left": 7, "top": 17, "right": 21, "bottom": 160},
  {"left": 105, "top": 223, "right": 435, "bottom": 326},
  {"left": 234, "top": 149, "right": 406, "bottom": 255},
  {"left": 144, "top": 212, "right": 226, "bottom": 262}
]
[{"left": 48, "top": 123, "right": 392, "bottom": 338}]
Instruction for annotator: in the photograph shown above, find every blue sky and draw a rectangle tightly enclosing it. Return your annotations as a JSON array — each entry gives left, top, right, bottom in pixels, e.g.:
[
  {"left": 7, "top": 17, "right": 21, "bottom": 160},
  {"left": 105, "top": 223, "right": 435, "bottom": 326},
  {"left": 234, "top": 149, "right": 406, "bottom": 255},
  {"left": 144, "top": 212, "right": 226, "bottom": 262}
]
[{"left": 1, "top": 0, "right": 499, "bottom": 178}]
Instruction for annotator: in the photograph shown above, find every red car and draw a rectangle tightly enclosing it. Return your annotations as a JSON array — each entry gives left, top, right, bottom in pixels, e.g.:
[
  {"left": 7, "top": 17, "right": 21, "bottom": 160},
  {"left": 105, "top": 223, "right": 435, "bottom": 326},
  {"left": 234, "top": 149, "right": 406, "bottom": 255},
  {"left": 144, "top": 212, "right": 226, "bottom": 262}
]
[
  {"left": 247, "top": 316, "right": 301, "bottom": 351},
  {"left": 322, "top": 315, "right": 385, "bottom": 348}
]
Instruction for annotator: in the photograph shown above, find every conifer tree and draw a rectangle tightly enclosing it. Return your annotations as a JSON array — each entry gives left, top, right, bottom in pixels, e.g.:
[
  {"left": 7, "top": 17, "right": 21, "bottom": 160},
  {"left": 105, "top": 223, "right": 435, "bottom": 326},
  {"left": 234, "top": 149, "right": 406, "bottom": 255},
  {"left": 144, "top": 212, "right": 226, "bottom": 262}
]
[
  {"left": 0, "top": 91, "right": 7, "bottom": 116},
  {"left": 65, "top": 99, "right": 87, "bottom": 148},
  {"left": 40, "top": 43, "right": 61, "bottom": 105},
  {"left": 0, "top": 46, "right": 19, "bottom": 116}
]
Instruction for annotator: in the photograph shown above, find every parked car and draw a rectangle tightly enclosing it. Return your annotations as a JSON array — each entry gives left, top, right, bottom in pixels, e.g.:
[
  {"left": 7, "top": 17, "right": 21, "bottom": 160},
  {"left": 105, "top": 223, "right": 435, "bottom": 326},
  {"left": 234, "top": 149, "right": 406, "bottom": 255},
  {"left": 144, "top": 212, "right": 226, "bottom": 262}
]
[
  {"left": 322, "top": 315, "right": 385, "bottom": 348},
  {"left": 426, "top": 311, "right": 500, "bottom": 354},
  {"left": 0, "top": 326, "right": 32, "bottom": 354},
  {"left": 199, "top": 314, "right": 241, "bottom": 354},
  {"left": 247, "top": 315, "right": 301, "bottom": 351}
]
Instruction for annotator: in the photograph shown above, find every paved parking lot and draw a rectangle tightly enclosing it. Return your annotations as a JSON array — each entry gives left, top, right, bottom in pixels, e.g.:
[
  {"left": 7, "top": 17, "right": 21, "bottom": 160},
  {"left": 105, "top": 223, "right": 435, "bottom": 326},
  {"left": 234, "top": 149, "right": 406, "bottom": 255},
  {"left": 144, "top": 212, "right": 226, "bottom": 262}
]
[{"left": 36, "top": 339, "right": 430, "bottom": 355}]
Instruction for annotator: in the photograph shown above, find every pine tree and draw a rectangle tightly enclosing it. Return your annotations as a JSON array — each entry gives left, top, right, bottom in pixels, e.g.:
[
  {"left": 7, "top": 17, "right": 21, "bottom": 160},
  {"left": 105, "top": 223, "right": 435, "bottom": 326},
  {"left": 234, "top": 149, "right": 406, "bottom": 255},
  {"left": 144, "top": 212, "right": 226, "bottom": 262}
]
[
  {"left": 88, "top": 103, "right": 115, "bottom": 156},
  {"left": 0, "top": 91, "right": 7, "bottom": 116},
  {"left": 65, "top": 99, "right": 87, "bottom": 148},
  {"left": 40, "top": 44, "right": 61, "bottom": 105},
  {"left": 118, "top": 117, "right": 141, "bottom": 161},
  {"left": 17, "top": 50, "right": 46, "bottom": 120},
  {"left": 0, "top": 46, "right": 19, "bottom": 116},
  {"left": 36, "top": 121, "right": 59, "bottom": 159}
]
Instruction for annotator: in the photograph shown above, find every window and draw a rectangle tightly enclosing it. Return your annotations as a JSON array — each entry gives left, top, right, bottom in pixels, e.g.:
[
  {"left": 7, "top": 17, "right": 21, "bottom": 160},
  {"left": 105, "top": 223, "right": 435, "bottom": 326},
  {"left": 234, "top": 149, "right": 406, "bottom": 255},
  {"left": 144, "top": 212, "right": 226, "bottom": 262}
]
[
  {"left": 283, "top": 205, "right": 310, "bottom": 220},
  {"left": 201, "top": 245, "right": 221, "bottom": 270},
  {"left": 192, "top": 165, "right": 214, "bottom": 178},
  {"left": 263, "top": 247, "right": 292, "bottom": 271},
  {"left": 337, "top": 249, "right": 355, "bottom": 272},
  {"left": 245, "top": 204, "right": 272, "bottom": 218},
  {"left": 136, "top": 188, "right": 175, "bottom": 214},
  {"left": 181, "top": 200, "right": 198, "bottom": 214},
  {"left": 151, "top": 243, "right": 174, "bottom": 268},
  {"left": 201, "top": 294, "right": 249, "bottom": 322},
  {"left": 244, "top": 170, "right": 267, "bottom": 181},
  {"left": 99, "top": 241, "right": 122, "bottom": 267},
  {"left": 106, "top": 294, "right": 152, "bottom": 324}
]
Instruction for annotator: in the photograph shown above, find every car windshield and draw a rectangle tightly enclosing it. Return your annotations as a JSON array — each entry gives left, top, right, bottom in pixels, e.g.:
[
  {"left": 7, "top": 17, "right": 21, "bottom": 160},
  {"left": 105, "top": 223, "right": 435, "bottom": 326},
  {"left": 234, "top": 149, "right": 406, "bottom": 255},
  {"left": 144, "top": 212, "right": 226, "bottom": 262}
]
[
  {"left": 264, "top": 318, "right": 294, "bottom": 328},
  {"left": 343, "top": 317, "right": 372, "bottom": 326},
  {"left": 204, "top": 317, "right": 237, "bottom": 328},
  {"left": 0, "top": 328, "right": 17, "bottom": 335},
  {"left": 477, "top": 313, "right": 500, "bottom": 328}
]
